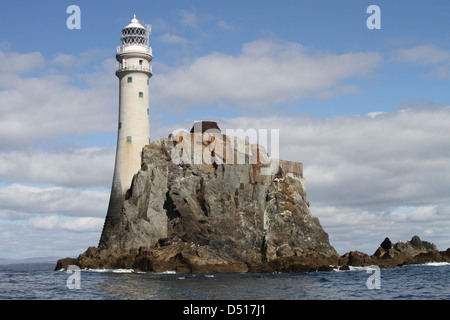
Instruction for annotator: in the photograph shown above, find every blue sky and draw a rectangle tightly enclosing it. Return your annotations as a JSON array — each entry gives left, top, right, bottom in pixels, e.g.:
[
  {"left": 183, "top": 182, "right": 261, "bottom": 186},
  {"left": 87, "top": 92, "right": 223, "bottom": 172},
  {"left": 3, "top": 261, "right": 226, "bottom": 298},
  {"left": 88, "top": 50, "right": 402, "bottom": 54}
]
[{"left": 1, "top": 0, "right": 450, "bottom": 259}]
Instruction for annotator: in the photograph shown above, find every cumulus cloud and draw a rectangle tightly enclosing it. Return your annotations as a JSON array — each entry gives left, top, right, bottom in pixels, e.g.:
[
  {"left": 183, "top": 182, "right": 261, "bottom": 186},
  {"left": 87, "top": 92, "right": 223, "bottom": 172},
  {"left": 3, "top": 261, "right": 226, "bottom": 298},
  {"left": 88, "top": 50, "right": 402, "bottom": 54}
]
[
  {"left": 0, "top": 220, "right": 101, "bottom": 259},
  {"left": 0, "top": 49, "right": 118, "bottom": 258},
  {"left": 393, "top": 44, "right": 450, "bottom": 66},
  {"left": 0, "top": 51, "right": 44, "bottom": 74},
  {"left": 0, "top": 147, "right": 115, "bottom": 188},
  {"left": 52, "top": 53, "right": 77, "bottom": 67},
  {"left": 27, "top": 215, "right": 104, "bottom": 232},
  {"left": 0, "top": 184, "right": 109, "bottom": 220},
  {"left": 151, "top": 39, "right": 381, "bottom": 109},
  {"left": 392, "top": 44, "right": 450, "bottom": 79},
  {"left": 0, "top": 50, "right": 117, "bottom": 150},
  {"left": 180, "top": 10, "right": 198, "bottom": 28},
  {"left": 314, "top": 203, "right": 450, "bottom": 254},
  {"left": 216, "top": 20, "right": 235, "bottom": 31},
  {"left": 158, "top": 33, "right": 190, "bottom": 45}
]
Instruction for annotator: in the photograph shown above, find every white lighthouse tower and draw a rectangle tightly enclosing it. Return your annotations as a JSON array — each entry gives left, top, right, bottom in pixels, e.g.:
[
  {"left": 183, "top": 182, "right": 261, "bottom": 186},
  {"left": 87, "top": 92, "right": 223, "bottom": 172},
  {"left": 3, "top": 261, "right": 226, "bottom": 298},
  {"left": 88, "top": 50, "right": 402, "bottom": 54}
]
[{"left": 100, "top": 15, "right": 152, "bottom": 247}]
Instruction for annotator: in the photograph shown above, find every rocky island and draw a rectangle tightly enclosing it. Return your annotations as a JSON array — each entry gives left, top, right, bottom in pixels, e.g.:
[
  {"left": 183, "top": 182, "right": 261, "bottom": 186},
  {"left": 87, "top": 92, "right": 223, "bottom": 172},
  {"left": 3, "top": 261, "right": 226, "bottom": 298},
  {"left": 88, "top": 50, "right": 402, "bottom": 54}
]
[{"left": 55, "top": 125, "right": 450, "bottom": 273}]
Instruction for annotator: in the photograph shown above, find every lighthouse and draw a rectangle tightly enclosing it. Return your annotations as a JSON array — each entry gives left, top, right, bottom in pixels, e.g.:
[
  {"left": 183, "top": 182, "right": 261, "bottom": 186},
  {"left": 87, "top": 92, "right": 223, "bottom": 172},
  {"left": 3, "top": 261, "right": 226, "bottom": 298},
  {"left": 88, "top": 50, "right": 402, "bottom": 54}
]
[{"left": 99, "top": 15, "right": 152, "bottom": 247}]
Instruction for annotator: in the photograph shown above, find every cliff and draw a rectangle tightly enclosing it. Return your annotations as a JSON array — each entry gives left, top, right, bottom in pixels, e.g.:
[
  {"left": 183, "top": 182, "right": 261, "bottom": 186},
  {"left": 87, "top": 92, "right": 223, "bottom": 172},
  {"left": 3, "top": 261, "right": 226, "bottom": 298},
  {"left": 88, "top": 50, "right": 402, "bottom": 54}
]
[
  {"left": 55, "top": 130, "right": 449, "bottom": 273},
  {"left": 56, "top": 131, "right": 339, "bottom": 273}
]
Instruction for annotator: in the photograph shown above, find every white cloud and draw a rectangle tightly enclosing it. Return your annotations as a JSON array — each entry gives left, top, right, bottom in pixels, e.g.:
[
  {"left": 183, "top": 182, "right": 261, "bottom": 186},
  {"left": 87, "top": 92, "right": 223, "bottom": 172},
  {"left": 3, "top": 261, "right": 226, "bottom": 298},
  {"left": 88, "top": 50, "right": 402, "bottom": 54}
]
[
  {"left": 0, "top": 51, "right": 44, "bottom": 74},
  {"left": 27, "top": 215, "right": 104, "bottom": 232},
  {"left": 52, "top": 53, "right": 77, "bottom": 67},
  {"left": 0, "top": 147, "right": 115, "bottom": 188},
  {"left": 0, "top": 184, "right": 109, "bottom": 220},
  {"left": 217, "top": 20, "right": 235, "bottom": 31},
  {"left": 0, "top": 50, "right": 117, "bottom": 149},
  {"left": 151, "top": 39, "right": 381, "bottom": 109},
  {"left": 392, "top": 44, "right": 450, "bottom": 79},
  {"left": 180, "top": 10, "right": 198, "bottom": 28},
  {"left": 393, "top": 44, "right": 450, "bottom": 66},
  {"left": 158, "top": 33, "right": 190, "bottom": 45},
  {"left": 0, "top": 49, "right": 118, "bottom": 258},
  {"left": 313, "top": 203, "right": 450, "bottom": 254},
  {"left": 0, "top": 220, "right": 101, "bottom": 259},
  {"left": 0, "top": 183, "right": 107, "bottom": 257}
]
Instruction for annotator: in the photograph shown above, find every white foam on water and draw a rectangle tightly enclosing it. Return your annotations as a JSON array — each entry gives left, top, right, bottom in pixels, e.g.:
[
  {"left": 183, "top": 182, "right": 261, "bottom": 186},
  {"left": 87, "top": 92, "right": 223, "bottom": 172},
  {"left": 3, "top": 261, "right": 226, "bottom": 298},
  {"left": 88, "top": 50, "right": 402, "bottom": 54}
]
[
  {"left": 82, "top": 268, "right": 134, "bottom": 273},
  {"left": 348, "top": 266, "right": 370, "bottom": 271},
  {"left": 83, "top": 268, "right": 111, "bottom": 272},
  {"left": 112, "top": 269, "right": 134, "bottom": 273},
  {"left": 424, "top": 262, "right": 450, "bottom": 266}
]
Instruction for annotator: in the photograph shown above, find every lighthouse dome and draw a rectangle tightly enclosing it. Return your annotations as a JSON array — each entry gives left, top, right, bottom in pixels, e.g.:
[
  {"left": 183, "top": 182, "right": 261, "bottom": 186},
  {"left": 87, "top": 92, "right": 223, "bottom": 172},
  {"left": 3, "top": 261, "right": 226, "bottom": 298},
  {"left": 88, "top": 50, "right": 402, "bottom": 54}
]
[
  {"left": 125, "top": 15, "right": 145, "bottom": 29},
  {"left": 119, "top": 15, "right": 151, "bottom": 48}
]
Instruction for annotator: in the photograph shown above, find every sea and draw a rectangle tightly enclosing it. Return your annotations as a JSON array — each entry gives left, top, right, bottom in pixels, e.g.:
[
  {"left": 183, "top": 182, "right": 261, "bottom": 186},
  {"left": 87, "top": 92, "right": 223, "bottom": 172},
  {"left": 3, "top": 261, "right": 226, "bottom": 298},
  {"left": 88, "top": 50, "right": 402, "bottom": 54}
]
[{"left": 0, "top": 262, "right": 449, "bottom": 301}]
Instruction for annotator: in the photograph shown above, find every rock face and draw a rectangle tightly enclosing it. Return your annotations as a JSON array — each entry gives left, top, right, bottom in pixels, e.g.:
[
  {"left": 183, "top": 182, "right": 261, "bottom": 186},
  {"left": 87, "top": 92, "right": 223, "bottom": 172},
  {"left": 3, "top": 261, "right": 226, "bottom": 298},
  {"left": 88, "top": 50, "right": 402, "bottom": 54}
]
[
  {"left": 56, "top": 132, "right": 339, "bottom": 273},
  {"left": 55, "top": 131, "right": 450, "bottom": 273}
]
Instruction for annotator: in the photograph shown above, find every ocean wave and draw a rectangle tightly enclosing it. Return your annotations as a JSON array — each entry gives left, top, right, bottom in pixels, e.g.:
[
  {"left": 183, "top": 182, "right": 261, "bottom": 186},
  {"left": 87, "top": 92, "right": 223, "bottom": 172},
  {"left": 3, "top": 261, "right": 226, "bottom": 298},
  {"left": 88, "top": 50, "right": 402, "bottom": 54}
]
[
  {"left": 424, "top": 262, "right": 450, "bottom": 266},
  {"left": 332, "top": 266, "right": 380, "bottom": 272},
  {"left": 112, "top": 269, "right": 134, "bottom": 273},
  {"left": 337, "top": 262, "right": 450, "bottom": 270},
  {"left": 82, "top": 268, "right": 134, "bottom": 273}
]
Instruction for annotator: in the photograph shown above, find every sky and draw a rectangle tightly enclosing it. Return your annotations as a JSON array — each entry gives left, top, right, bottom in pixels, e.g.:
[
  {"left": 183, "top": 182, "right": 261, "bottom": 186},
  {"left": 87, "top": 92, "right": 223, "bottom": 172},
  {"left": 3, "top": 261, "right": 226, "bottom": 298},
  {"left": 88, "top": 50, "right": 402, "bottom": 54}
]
[{"left": 1, "top": 0, "right": 450, "bottom": 259}]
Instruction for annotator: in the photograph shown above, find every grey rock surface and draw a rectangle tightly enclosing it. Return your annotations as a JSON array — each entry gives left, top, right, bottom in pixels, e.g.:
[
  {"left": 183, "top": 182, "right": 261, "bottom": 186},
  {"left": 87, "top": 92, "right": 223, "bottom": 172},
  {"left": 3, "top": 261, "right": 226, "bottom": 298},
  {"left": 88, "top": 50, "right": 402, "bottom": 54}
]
[
  {"left": 55, "top": 133, "right": 450, "bottom": 273},
  {"left": 98, "top": 133, "right": 337, "bottom": 266}
]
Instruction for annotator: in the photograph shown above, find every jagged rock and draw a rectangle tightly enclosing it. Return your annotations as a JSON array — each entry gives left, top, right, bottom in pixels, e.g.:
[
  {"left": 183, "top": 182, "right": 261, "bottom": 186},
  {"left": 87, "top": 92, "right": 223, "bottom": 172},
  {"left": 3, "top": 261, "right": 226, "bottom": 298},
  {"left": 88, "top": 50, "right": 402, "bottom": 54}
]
[
  {"left": 55, "top": 130, "right": 450, "bottom": 273},
  {"left": 339, "top": 251, "right": 376, "bottom": 266},
  {"left": 373, "top": 246, "right": 386, "bottom": 259},
  {"left": 317, "top": 265, "right": 334, "bottom": 272},
  {"left": 380, "top": 237, "right": 392, "bottom": 251},
  {"left": 391, "top": 235, "right": 437, "bottom": 257},
  {"left": 411, "top": 251, "right": 444, "bottom": 265},
  {"left": 443, "top": 248, "right": 450, "bottom": 259},
  {"left": 376, "top": 235, "right": 439, "bottom": 266},
  {"left": 56, "top": 133, "right": 338, "bottom": 273},
  {"left": 54, "top": 257, "right": 78, "bottom": 271},
  {"left": 340, "top": 235, "right": 450, "bottom": 269}
]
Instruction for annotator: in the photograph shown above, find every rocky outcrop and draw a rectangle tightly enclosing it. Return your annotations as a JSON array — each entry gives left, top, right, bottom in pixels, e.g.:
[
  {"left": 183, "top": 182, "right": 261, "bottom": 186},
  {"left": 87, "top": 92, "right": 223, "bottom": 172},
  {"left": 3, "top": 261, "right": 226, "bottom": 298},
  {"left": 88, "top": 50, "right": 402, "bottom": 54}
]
[
  {"left": 56, "top": 132, "right": 338, "bottom": 273},
  {"left": 55, "top": 130, "right": 449, "bottom": 273},
  {"left": 338, "top": 236, "right": 450, "bottom": 269}
]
